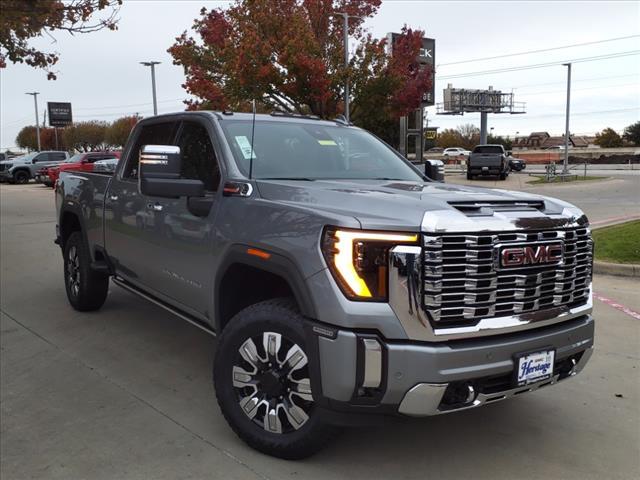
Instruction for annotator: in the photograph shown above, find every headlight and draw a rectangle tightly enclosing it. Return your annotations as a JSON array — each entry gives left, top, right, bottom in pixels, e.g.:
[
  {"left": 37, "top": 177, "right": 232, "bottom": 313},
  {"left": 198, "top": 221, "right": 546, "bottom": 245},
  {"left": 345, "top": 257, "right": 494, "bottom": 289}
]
[{"left": 322, "top": 228, "right": 418, "bottom": 301}]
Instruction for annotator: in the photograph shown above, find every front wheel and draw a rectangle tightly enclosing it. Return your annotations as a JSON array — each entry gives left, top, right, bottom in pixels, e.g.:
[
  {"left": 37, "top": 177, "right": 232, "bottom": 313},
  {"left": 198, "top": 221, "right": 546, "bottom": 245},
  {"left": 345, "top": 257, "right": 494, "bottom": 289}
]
[
  {"left": 214, "top": 298, "right": 338, "bottom": 459},
  {"left": 63, "top": 231, "right": 109, "bottom": 311},
  {"left": 13, "top": 170, "right": 30, "bottom": 184}
]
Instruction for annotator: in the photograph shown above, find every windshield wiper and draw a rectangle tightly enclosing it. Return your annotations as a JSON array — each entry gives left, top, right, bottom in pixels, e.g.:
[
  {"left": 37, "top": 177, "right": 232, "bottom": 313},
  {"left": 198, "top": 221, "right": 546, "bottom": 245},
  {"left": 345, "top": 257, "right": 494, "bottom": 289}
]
[{"left": 260, "top": 177, "right": 315, "bottom": 181}]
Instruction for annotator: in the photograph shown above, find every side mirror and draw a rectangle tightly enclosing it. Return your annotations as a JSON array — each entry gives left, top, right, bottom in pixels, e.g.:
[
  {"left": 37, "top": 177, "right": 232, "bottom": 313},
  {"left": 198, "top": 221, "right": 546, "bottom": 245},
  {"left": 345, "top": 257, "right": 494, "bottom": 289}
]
[{"left": 139, "top": 145, "right": 204, "bottom": 198}]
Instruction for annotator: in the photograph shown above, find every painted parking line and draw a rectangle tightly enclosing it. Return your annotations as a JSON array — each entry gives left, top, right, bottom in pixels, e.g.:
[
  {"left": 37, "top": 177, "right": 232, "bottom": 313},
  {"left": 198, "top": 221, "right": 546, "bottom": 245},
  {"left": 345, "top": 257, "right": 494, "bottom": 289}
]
[{"left": 593, "top": 292, "right": 640, "bottom": 320}]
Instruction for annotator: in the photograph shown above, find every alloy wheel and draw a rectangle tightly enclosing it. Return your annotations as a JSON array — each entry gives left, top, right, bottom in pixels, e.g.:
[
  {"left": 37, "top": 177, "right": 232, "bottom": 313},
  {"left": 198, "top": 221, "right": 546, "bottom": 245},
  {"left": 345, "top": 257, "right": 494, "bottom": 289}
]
[
  {"left": 67, "top": 245, "right": 81, "bottom": 297},
  {"left": 232, "top": 331, "right": 313, "bottom": 434}
]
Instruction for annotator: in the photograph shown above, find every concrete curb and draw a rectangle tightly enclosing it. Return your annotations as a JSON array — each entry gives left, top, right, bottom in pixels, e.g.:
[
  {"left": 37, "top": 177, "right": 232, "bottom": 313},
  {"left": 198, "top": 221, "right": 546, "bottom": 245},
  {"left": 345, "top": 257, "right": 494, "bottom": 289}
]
[{"left": 593, "top": 261, "right": 640, "bottom": 278}]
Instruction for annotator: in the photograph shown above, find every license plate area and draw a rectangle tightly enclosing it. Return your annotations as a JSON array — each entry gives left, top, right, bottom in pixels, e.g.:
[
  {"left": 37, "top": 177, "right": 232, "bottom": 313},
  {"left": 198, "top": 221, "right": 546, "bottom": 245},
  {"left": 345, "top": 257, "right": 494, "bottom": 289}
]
[{"left": 514, "top": 348, "right": 555, "bottom": 387}]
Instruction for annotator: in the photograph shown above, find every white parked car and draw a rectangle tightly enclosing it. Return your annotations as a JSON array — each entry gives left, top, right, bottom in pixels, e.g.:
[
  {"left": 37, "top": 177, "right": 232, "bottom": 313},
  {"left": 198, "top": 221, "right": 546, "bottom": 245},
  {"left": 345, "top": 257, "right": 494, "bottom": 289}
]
[{"left": 443, "top": 147, "right": 471, "bottom": 159}]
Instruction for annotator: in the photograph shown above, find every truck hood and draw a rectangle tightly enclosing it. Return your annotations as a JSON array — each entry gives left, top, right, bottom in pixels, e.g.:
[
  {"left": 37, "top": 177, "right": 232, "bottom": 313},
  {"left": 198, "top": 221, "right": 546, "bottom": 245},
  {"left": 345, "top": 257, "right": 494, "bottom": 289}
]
[{"left": 256, "top": 179, "right": 585, "bottom": 232}]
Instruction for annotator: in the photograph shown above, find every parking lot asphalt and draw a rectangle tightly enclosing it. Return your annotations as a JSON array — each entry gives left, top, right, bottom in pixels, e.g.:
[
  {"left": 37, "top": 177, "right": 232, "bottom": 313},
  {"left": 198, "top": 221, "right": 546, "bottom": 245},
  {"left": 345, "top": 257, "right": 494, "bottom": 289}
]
[
  {"left": 1, "top": 182, "right": 639, "bottom": 480},
  {"left": 445, "top": 172, "right": 640, "bottom": 226}
]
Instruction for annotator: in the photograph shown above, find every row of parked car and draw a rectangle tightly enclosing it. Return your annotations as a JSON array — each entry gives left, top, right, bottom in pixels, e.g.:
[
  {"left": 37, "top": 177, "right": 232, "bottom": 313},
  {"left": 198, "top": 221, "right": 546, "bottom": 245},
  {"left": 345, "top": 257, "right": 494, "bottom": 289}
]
[{"left": 0, "top": 150, "right": 120, "bottom": 186}]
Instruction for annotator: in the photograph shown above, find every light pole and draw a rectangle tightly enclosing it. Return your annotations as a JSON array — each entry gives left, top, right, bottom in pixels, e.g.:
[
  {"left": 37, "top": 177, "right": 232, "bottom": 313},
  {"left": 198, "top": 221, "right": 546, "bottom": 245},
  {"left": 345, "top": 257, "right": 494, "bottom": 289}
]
[
  {"left": 25, "top": 92, "right": 41, "bottom": 151},
  {"left": 562, "top": 63, "right": 571, "bottom": 174},
  {"left": 330, "top": 13, "right": 361, "bottom": 123},
  {"left": 140, "top": 61, "right": 161, "bottom": 115}
]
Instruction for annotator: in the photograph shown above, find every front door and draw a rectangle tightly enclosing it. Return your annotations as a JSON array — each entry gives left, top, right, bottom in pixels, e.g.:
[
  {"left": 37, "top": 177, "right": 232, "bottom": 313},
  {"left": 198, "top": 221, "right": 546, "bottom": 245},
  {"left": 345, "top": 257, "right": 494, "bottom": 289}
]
[{"left": 105, "top": 118, "right": 222, "bottom": 318}]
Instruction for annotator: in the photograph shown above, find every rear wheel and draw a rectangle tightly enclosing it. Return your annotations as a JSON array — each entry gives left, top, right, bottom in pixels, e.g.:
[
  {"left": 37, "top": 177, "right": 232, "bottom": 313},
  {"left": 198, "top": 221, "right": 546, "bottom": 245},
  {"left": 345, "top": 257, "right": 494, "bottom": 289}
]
[
  {"left": 467, "top": 171, "right": 472, "bottom": 180},
  {"left": 13, "top": 170, "right": 30, "bottom": 184},
  {"left": 63, "top": 231, "right": 109, "bottom": 311},
  {"left": 214, "top": 298, "right": 338, "bottom": 459},
  {"left": 499, "top": 172, "right": 507, "bottom": 180}
]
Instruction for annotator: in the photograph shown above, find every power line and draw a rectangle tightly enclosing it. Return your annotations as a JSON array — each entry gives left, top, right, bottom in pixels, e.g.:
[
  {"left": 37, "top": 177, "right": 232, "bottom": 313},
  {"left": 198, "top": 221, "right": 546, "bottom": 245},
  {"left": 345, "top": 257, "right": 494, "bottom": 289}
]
[
  {"left": 438, "top": 35, "right": 640, "bottom": 67},
  {"left": 512, "top": 73, "right": 640, "bottom": 90},
  {"left": 518, "top": 82, "right": 639, "bottom": 97},
  {"left": 74, "top": 97, "right": 186, "bottom": 111},
  {"left": 436, "top": 51, "right": 640, "bottom": 80}
]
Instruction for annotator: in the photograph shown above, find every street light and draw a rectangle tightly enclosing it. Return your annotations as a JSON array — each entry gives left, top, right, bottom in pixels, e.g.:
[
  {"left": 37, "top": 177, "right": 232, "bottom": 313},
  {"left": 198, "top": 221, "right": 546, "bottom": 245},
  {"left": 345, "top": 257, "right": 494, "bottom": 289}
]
[
  {"left": 25, "top": 92, "right": 41, "bottom": 151},
  {"left": 329, "top": 13, "right": 362, "bottom": 123},
  {"left": 562, "top": 63, "right": 572, "bottom": 174},
  {"left": 140, "top": 61, "right": 161, "bottom": 116}
]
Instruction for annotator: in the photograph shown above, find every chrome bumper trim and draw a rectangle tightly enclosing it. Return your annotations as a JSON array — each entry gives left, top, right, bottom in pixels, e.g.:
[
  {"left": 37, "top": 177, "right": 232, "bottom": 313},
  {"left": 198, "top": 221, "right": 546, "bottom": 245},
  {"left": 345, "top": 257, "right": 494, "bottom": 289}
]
[
  {"left": 388, "top": 245, "right": 593, "bottom": 342},
  {"left": 361, "top": 338, "right": 382, "bottom": 388},
  {"left": 398, "top": 346, "right": 593, "bottom": 417}
]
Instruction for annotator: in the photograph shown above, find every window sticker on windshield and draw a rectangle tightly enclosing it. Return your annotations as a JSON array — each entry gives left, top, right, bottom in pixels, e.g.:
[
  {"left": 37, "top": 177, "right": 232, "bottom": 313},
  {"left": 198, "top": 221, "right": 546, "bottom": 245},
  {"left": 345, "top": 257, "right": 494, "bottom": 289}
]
[
  {"left": 317, "top": 140, "right": 337, "bottom": 146},
  {"left": 234, "top": 136, "right": 257, "bottom": 159}
]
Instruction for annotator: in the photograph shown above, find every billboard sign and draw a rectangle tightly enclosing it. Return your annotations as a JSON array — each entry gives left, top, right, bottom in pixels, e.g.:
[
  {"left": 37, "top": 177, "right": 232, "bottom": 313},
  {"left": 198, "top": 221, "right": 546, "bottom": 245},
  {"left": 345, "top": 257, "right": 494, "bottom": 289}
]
[
  {"left": 387, "top": 33, "right": 435, "bottom": 107},
  {"left": 47, "top": 102, "right": 73, "bottom": 127}
]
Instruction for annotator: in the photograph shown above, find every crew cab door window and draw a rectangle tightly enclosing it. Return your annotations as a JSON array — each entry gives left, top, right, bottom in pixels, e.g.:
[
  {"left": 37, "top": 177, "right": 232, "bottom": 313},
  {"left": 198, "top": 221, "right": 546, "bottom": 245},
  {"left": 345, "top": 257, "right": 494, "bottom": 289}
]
[
  {"left": 50, "top": 152, "right": 67, "bottom": 161},
  {"left": 34, "top": 153, "right": 50, "bottom": 163},
  {"left": 123, "top": 121, "right": 179, "bottom": 179},
  {"left": 176, "top": 121, "right": 221, "bottom": 191}
]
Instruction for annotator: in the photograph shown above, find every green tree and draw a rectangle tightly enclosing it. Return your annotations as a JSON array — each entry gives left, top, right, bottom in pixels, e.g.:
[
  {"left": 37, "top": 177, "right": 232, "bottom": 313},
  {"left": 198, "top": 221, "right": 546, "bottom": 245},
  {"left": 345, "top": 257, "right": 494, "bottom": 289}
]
[
  {"left": 622, "top": 121, "right": 640, "bottom": 146},
  {"left": 105, "top": 115, "right": 139, "bottom": 147},
  {"left": 15, "top": 125, "right": 67, "bottom": 151},
  {"left": 487, "top": 134, "right": 513, "bottom": 151},
  {"left": 436, "top": 128, "right": 464, "bottom": 149},
  {"left": 1, "top": 0, "right": 122, "bottom": 79},
  {"left": 16, "top": 126, "right": 38, "bottom": 151},
  {"left": 63, "top": 121, "right": 109, "bottom": 152},
  {"left": 168, "top": 0, "right": 432, "bottom": 145},
  {"left": 594, "top": 128, "right": 623, "bottom": 148},
  {"left": 456, "top": 124, "right": 480, "bottom": 150}
]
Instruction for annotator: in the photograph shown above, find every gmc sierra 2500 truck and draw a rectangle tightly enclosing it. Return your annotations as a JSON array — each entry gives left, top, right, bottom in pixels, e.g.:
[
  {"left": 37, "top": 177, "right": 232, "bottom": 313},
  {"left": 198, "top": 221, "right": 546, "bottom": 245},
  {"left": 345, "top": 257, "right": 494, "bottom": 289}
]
[{"left": 55, "top": 112, "right": 594, "bottom": 459}]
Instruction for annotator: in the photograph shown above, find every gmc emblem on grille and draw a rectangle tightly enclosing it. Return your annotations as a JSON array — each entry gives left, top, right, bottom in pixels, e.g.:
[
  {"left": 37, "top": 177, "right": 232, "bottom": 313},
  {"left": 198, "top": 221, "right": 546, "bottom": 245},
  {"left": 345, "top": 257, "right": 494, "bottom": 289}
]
[{"left": 499, "top": 243, "right": 564, "bottom": 268}]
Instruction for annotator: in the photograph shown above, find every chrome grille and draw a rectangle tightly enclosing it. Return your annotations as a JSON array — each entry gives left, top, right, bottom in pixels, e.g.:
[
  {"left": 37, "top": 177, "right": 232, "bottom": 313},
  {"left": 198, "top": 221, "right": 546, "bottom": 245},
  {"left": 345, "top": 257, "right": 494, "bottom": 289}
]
[{"left": 422, "top": 227, "right": 593, "bottom": 326}]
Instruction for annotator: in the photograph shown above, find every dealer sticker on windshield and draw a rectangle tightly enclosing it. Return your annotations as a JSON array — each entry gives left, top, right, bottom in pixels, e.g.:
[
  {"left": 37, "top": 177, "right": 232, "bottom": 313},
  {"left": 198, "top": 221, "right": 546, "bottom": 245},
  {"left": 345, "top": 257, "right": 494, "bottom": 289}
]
[
  {"left": 234, "top": 136, "right": 257, "bottom": 160},
  {"left": 515, "top": 349, "right": 555, "bottom": 386}
]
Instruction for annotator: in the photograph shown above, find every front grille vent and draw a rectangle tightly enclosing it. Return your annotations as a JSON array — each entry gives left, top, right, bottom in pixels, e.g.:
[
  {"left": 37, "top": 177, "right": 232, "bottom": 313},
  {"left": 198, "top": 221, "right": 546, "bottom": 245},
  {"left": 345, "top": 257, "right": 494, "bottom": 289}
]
[
  {"left": 422, "top": 227, "right": 592, "bottom": 326},
  {"left": 448, "top": 200, "right": 545, "bottom": 216}
]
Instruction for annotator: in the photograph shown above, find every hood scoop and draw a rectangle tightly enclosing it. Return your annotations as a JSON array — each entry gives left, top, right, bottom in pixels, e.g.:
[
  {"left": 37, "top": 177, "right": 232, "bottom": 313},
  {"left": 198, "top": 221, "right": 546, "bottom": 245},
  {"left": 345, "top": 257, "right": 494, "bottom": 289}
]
[{"left": 448, "top": 200, "right": 545, "bottom": 217}]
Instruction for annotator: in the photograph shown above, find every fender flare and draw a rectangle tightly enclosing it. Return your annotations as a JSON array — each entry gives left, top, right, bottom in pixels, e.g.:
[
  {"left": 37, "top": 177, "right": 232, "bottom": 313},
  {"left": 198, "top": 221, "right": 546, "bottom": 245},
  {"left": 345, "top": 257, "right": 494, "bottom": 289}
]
[
  {"left": 213, "top": 244, "right": 318, "bottom": 331},
  {"left": 58, "top": 203, "right": 90, "bottom": 256}
]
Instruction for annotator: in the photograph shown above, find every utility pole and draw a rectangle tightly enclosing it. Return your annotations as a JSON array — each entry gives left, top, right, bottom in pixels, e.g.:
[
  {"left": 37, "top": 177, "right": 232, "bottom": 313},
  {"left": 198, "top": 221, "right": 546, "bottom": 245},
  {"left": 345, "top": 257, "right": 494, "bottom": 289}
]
[
  {"left": 25, "top": 92, "right": 41, "bottom": 151},
  {"left": 330, "top": 13, "right": 361, "bottom": 122},
  {"left": 562, "top": 63, "right": 571, "bottom": 174},
  {"left": 140, "top": 61, "right": 161, "bottom": 116}
]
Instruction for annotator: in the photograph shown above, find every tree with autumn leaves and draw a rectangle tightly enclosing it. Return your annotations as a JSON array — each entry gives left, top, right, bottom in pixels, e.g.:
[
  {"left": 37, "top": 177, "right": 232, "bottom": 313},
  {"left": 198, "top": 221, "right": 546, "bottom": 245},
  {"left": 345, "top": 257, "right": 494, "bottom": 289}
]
[{"left": 168, "top": 0, "right": 432, "bottom": 144}]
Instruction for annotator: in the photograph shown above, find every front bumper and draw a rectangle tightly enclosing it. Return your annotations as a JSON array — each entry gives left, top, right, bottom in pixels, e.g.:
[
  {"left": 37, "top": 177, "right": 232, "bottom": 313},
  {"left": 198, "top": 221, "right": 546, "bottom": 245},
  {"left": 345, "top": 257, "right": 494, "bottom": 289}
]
[
  {"left": 0, "top": 170, "right": 12, "bottom": 180},
  {"left": 311, "top": 314, "right": 594, "bottom": 417}
]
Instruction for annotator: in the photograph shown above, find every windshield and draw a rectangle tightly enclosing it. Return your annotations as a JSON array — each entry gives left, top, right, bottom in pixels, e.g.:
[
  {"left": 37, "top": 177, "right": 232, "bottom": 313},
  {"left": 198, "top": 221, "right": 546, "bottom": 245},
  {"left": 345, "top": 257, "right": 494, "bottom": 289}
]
[
  {"left": 473, "top": 145, "right": 503, "bottom": 154},
  {"left": 219, "top": 120, "right": 424, "bottom": 181},
  {"left": 65, "top": 154, "right": 84, "bottom": 163},
  {"left": 12, "top": 153, "right": 37, "bottom": 162}
]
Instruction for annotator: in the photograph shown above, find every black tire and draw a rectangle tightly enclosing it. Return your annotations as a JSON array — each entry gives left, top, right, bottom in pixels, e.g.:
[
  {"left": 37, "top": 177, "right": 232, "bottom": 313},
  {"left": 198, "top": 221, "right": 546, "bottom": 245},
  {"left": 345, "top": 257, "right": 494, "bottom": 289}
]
[
  {"left": 214, "top": 298, "right": 338, "bottom": 459},
  {"left": 467, "top": 172, "right": 472, "bottom": 180},
  {"left": 13, "top": 170, "right": 30, "bottom": 184},
  {"left": 499, "top": 172, "right": 506, "bottom": 180},
  {"left": 63, "top": 231, "right": 109, "bottom": 311}
]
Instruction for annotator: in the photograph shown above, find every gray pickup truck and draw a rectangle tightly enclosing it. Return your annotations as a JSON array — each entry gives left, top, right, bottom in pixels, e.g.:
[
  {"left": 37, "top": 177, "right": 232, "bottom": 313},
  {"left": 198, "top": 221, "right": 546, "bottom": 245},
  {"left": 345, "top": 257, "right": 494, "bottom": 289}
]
[
  {"left": 0, "top": 150, "right": 69, "bottom": 183},
  {"left": 55, "top": 112, "right": 594, "bottom": 459},
  {"left": 467, "top": 144, "right": 510, "bottom": 180}
]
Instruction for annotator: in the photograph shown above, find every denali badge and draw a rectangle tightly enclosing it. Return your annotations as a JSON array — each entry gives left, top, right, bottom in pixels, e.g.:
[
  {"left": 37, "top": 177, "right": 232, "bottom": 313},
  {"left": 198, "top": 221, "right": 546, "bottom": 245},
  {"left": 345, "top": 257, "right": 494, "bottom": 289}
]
[{"left": 499, "top": 242, "right": 563, "bottom": 268}]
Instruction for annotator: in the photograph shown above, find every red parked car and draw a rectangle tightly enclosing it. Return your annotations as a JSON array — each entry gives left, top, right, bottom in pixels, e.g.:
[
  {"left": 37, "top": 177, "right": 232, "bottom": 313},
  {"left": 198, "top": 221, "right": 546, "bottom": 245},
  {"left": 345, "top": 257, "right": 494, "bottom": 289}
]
[{"left": 44, "top": 151, "right": 120, "bottom": 187}]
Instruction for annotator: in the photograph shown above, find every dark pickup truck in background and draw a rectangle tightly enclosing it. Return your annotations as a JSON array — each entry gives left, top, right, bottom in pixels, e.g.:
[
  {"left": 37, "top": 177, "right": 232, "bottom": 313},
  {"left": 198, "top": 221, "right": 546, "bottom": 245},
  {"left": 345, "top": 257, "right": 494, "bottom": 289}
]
[
  {"left": 55, "top": 111, "right": 594, "bottom": 459},
  {"left": 467, "top": 144, "right": 510, "bottom": 180}
]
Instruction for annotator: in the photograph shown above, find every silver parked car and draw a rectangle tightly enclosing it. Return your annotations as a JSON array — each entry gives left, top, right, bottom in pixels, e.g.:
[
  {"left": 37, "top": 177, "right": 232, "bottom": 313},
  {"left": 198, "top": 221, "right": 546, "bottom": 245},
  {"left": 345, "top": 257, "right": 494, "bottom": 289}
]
[{"left": 0, "top": 151, "right": 69, "bottom": 184}]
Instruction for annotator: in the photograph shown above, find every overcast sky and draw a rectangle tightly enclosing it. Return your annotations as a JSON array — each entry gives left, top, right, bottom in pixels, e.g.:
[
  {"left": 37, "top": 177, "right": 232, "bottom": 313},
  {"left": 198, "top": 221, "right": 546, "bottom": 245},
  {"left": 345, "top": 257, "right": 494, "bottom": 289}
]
[{"left": 1, "top": 0, "right": 639, "bottom": 150}]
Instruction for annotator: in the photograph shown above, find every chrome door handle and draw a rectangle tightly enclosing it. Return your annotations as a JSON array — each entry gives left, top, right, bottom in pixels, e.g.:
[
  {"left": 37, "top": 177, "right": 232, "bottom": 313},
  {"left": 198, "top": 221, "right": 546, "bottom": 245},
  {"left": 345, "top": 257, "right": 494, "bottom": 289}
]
[
  {"left": 109, "top": 195, "right": 118, "bottom": 201},
  {"left": 147, "top": 203, "right": 163, "bottom": 212}
]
